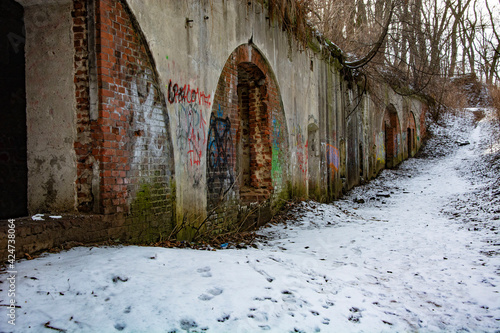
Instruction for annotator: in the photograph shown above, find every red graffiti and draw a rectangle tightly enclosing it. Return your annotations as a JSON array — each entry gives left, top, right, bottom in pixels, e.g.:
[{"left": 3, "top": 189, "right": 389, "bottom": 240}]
[
  {"left": 186, "top": 114, "right": 206, "bottom": 167},
  {"left": 167, "top": 80, "right": 211, "bottom": 107}
]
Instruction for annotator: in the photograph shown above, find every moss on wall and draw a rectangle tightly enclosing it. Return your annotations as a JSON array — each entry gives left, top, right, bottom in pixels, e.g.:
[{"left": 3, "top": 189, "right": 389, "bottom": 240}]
[{"left": 127, "top": 178, "right": 175, "bottom": 243}]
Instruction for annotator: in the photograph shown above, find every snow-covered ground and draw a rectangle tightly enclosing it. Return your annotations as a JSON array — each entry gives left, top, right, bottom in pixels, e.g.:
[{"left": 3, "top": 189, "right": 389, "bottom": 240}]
[{"left": 1, "top": 109, "right": 500, "bottom": 333}]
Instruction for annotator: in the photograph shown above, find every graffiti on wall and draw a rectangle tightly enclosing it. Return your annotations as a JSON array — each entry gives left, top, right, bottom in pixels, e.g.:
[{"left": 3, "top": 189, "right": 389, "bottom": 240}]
[
  {"left": 324, "top": 143, "right": 339, "bottom": 175},
  {"left": 395, "top": 133, "right": 401, "bottom": 156},
  {"left": 167, "top": 80, "right": 211, "bottom": 107},
  {"left": 129, "top": 78, "right": 169, "bottom": 174},
  {"left": 376, "top": 132, "right": 385, "bottom": 163},
  {"left": 271, "top": 118, "right": 283, "bottom": 189},
  {"left": 294, "top": 125, "right": 308, "bottom": 175},
  {"left": 167, "top": 79, "right": 212, "bottom": 186},
  {"left": 175, "top": 103, "right": 207, "bottom": 168},
  {"left": 272, "top": 118, "right": 281, "bottom": 148},
  {"left": 206, "top": 108, "right": 234, "bottom": 198}
]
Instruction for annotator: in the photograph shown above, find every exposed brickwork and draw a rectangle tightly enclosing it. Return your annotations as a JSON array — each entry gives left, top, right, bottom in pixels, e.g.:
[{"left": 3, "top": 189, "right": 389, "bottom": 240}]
[
  {"left": 69, "top": 0, "right": 176, "bottom": 239},
  {"left": 73, "top": 0, "right": 94, "bottom": 212},
  {"left": 92, "top": 0, "right": 174, "bottom": 223},
  {"left": 94, "top": 0, "right": 130, "bottom": 215}
]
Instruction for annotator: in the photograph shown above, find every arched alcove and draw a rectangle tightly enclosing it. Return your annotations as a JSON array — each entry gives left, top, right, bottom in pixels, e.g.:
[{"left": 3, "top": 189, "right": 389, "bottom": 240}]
[
  {"left": 206, "top": 43, "right": 289, "bottom": 228},
  {"left": 407, "top": 111, "right": 417, "bottom": 157},
  {"left": 383, "top": 104, "right": 401, "bottom": 168}
]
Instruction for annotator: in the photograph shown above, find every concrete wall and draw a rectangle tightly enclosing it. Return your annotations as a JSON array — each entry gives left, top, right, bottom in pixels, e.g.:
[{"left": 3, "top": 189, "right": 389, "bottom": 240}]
[{"left": 21, "top": 0, "right": 78, "bottom": 214}]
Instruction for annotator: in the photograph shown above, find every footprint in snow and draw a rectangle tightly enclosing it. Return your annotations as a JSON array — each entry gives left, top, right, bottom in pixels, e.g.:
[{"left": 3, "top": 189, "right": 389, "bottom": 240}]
[
  {"left": 351, "top": 247, "right": 362, "bottom": 255},
  {"left": 253, "top": 296, "right": 278, "bottom": 303},
  {"left": 247, "top": 310, "right": 269, "bottom": 322},
  {"left": 198, "top": 294, "right": 213, "bottom": 301},
  {"left": 112, "top": 275, "right": 128, "bottom": 283},
  {"left": 208, "top": 287, "right": 223, "bottom": 296},
  {"left": 198, "top": 287, "right": 223, "bottom": 301},
  {"left": 197, "top": 266, "right": 212, "bottom": 277},
  {"left": 348, "top": 307, "right": 362, "bottom": 323},
  {"left": 281, "top": 290, "right": 295, "bottom": 303},
  {"left": 114, "top": 322, "right": 126, "bottom": 331},
  {"left": 248, "top": 261, "right": 275, "bottom": 283},
  {"left": 323, "top": 301, "right": 335, "bottom": 308},
  {"left": 180, "top": 318, "right": 198, "bottom": 331},
  {"left": 217, "top": 314, "right": 230, "bottom": 322}
]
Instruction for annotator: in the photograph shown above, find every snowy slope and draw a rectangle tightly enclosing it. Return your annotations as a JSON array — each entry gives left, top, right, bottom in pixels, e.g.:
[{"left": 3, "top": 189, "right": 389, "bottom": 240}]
[{"left": 1, "top": 109, "right": 499, "bottom": 333}]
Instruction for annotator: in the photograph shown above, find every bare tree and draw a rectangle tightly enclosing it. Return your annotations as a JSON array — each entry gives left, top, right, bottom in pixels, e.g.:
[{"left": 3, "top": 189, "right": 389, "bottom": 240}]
[
  {"left": 484, "top": 0, "right": 500, "bottom": 84},
  {"left": 305, "top": 0, "right": 499, "bottom": 108}
]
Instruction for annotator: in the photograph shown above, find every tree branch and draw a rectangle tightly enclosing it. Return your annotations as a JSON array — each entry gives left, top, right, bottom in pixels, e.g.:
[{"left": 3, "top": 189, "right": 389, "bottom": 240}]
[{"left": 344, "top": 0, "right": 395, "bottom": 69}]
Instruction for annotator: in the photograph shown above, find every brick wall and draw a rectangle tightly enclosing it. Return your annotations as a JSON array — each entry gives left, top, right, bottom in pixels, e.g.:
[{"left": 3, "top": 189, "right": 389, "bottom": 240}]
[{"left": 71, "top": 0, "right": 175, "bottom": 240}]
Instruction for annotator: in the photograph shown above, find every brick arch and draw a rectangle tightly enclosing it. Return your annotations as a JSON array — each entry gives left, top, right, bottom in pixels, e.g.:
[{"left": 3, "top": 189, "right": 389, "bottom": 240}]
[
  {"left": 383, "top": 104, "right": 401, "bottom": 168},
  {"left": 206, "top": 44, "right": 288, "bottom": 215},
  {"left": 77, "top": 0, "right": 176, "bottom": 222}
]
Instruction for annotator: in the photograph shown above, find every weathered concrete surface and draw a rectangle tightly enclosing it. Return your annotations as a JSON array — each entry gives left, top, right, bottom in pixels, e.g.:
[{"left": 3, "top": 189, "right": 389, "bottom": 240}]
[
  {"left": 125, "top": 1, "right": 331, "bottom": 223},
  {"left": 125, "top": 0, "right": 426, "bottom": 220},
  {"left": 23, "top": 1, "right": 77, "bottom": 214}
]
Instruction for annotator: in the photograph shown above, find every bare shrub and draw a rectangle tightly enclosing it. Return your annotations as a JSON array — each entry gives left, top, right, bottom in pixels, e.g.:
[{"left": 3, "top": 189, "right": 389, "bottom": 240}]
[
  {"left": 490, "top": 85, "right": 500, "bottom": 126},
  {"left": 442, "top": 81, "right": 469, "bottom": 113}
]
